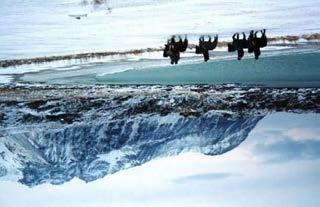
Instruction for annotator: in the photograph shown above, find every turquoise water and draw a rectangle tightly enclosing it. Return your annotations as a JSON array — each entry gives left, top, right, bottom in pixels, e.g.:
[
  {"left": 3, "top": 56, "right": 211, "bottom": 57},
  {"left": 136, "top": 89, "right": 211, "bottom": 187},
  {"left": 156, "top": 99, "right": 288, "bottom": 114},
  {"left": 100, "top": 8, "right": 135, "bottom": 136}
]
[
  {"left": 24, "top": 49, "right": 320, "bottom": 87},
  {"left": 18, "top": 44, "right": 320, "bottom": 87},
  {"left": 97, "top": 52, "right": 320, "bottom": 86}
]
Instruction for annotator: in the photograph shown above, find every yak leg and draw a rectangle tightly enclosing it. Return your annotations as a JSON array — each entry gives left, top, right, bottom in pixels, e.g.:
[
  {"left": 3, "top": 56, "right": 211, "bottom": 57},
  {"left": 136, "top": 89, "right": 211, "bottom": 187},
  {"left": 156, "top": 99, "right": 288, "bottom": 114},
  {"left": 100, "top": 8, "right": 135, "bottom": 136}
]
[
  {"left": 203, "top": 50, "right": 210, "bottom": 62},
  {"left": 237, "top": 48, "right": 244, "bottom": 60},
  {"left": 174, "top": 51, "right": 180, "bottom": 64},
  {"left": 254, "top": 47, "right": 261, "bottom": 60},
  {"left": 163, "top": 50, "right": 168, "bottom": 57}
]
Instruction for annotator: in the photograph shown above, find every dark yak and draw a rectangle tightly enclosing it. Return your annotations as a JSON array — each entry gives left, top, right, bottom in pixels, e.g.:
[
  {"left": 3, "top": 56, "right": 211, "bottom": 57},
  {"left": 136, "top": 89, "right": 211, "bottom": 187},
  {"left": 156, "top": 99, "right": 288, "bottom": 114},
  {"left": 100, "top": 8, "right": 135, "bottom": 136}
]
[
  {"left": 195, "top": 35, "right": 218, "bottom": 62},
  {"left": 163, "top": 35, "right": 188, "bottom": 64}
]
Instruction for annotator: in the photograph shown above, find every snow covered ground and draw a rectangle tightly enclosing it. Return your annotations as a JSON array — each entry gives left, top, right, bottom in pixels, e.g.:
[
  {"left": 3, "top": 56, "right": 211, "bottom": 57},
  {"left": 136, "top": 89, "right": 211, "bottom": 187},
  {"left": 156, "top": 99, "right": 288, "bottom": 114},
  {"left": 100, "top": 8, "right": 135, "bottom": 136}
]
[{"left": 0, "top": 0, "right": 320, "bottom": 60}]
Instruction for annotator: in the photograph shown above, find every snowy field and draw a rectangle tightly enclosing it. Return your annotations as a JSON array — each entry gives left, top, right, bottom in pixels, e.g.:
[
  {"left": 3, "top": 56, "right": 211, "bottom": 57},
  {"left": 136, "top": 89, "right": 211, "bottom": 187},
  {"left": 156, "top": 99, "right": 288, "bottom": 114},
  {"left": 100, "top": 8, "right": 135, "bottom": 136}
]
[
  {"left": 0, "top": 0, "right": 320, "bottom": 59},
  {"left": 0, "top": 0, "right": 320, "bottom": 84}
]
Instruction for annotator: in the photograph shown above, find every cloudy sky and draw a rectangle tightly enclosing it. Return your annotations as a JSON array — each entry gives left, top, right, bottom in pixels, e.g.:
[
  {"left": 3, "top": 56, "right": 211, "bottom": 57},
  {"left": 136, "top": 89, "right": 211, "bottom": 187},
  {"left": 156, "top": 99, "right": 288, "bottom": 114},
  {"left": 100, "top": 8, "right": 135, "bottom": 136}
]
[{"left": 0, "top": 112, "right": 319, "bottom": 207}]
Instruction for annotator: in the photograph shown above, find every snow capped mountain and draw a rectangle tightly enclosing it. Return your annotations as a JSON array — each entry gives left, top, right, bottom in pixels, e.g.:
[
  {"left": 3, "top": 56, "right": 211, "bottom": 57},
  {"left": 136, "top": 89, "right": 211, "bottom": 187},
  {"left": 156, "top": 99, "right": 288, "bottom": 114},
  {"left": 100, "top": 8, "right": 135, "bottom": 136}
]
[
  {"left": 0, "top": 84, "right": 318, "bottom": 187},
  {"left": 0, "top": 84, "right": 267, "bottom": 186},
  {"left": 0, "top": 110, "right": 261, "bottom": 186}
]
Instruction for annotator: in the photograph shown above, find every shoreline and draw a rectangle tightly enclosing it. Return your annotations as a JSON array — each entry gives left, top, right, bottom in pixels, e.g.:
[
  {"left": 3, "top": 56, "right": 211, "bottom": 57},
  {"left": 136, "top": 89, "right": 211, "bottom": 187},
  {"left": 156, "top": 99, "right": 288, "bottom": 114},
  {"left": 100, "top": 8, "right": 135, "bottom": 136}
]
[
  {"left": 1, "top": 33, "right": 319, "bottom": 68},
  {"left": 1, "top": 84, "right": 319, "bottom": 116}
]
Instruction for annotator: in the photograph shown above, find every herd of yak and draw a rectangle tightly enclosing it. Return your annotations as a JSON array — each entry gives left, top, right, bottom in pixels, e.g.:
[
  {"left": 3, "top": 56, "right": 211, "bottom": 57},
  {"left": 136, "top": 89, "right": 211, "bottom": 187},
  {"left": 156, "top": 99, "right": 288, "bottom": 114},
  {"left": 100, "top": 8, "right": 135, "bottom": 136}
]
[{"left": 163, "top": 29, "right": 267, "bottom": 64}]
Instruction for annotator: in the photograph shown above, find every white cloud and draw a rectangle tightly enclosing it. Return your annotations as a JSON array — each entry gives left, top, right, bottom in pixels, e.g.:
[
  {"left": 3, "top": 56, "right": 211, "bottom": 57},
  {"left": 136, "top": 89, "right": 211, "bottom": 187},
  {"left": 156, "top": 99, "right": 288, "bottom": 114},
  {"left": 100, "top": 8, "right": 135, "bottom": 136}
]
[{"left": 282, "top": 128, "right": 320, "bottom": 141}]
